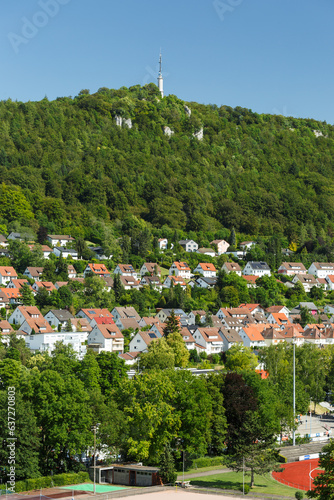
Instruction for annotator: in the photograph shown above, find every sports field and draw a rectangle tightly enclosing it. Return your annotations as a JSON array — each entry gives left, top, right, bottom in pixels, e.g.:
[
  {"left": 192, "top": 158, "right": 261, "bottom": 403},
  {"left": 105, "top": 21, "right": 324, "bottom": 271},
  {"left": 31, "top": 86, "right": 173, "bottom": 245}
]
[
  {"left": 62, "top": 483, "right": 128, "bottom": 493},
  {"left": 272, "top": 459, "right": 323, "bottom": 491}
]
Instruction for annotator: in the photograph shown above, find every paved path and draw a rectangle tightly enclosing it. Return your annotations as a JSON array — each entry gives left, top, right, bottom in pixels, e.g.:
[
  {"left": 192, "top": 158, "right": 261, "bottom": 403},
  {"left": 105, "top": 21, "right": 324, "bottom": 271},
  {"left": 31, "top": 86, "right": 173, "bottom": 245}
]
[{"left": 177, "top": 469, "right": 231, "bottom": 480}]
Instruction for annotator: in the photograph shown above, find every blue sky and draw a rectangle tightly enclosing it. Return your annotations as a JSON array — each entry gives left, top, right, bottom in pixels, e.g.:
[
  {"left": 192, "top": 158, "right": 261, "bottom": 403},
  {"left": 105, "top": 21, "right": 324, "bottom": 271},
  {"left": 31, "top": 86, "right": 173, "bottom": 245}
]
[{"left": 2, "top": 0, "right": 334, "bottom": 123}]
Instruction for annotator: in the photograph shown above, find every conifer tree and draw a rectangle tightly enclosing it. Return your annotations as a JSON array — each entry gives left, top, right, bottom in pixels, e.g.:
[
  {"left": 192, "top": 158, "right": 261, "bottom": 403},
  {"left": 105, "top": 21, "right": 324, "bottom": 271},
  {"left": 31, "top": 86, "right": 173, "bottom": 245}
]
[{"left": 159, "top": 443, "right": 177, "bottom": 484}]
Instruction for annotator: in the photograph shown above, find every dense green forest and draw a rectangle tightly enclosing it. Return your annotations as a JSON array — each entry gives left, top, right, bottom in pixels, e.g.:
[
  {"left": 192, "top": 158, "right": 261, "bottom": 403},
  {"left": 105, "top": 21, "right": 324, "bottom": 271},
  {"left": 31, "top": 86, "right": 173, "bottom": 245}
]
[{"left": 1, "top": 83, "right": 334, "bottom": 245}]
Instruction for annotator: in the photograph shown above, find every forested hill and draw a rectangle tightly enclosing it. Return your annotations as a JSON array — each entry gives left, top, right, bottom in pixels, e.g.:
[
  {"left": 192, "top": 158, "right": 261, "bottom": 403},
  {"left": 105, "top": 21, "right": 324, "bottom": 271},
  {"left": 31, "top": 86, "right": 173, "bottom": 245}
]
[{"left": 1, "top": 83, "right": 334, "bottom": 243}]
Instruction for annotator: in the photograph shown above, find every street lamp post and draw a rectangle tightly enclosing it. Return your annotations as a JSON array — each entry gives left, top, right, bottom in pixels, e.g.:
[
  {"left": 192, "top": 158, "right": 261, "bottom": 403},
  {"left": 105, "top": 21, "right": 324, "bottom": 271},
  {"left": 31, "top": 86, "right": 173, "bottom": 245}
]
[
  {"left": 293, "top": 340, "right": 296, "bottom": 446},
  {"left": 92, "top": 425, "right": 97, "bottom": 495}
]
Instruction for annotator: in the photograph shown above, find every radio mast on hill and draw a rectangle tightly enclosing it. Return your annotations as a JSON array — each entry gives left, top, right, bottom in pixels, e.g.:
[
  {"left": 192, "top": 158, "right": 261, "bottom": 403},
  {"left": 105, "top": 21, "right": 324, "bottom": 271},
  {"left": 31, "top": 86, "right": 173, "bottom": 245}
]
[{"left": 157, "top": 50, "right": 164, "bottom": 98}]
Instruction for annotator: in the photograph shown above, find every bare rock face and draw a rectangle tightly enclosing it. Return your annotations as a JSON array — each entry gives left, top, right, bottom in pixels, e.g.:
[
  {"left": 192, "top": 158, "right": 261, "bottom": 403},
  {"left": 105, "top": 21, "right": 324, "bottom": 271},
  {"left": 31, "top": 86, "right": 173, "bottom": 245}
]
[
  {"left": 115, "top": 116, "right": 132, "bottom": 128},
  {"left": 163, "top": 126, "right": 174, "bottom": 137},
  {"left": 184, "top": 105, "right": 192, "bottom": 117},
  {"left": 193, "top": 127, "right": 204, "bottom": 140}
]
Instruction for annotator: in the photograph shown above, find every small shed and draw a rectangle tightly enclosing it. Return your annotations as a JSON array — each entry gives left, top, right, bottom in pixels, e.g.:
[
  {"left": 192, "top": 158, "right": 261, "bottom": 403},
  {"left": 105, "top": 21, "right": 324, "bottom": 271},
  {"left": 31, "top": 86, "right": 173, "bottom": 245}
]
[{"left": 90, "top": 464, "right": 161, "bottom": 487}]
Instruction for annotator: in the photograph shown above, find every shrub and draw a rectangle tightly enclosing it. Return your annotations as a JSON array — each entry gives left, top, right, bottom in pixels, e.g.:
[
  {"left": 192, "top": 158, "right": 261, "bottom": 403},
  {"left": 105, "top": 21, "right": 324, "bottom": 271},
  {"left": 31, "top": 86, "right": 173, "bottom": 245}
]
[
  {"left": 244, "top": 484, "right": 250, "bottom": 494},
  {"left": 295, "top": 492, "right": 304, "bottom": 500},
  {"left": 0, "top": 472, "right": 89, "bottom": 493}
]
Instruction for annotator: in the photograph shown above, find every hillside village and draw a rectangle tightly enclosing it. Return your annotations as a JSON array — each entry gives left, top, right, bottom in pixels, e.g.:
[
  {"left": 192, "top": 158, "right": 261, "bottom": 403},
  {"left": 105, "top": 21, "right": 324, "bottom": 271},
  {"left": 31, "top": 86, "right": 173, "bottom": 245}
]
[{"left": 2, "top": 232, "right": 334, "bottom": 365}]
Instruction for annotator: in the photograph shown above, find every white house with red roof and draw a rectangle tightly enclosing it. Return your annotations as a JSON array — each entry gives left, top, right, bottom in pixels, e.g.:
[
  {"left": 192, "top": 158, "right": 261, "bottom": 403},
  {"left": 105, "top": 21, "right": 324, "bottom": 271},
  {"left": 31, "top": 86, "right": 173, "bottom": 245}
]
[
  {"left": 193, "top": 263, "right": 217, "bottom": 278},
  {"left": 0, "top": 266, "right": 18, "bottom": 285},
  {"left": 87, "top": 324, "right": 124, "bottom": 354},
  {"left": 0, "top": 288, "right": 22, "bottom": 305},
  {"left": 169, "top": 261, "right": 191, "bottom": 279},
  {"left": 120, "top": 275, "right": 140, "bottom": 290},
  {"left": 266, "top": 312, "right": 292, "bottom": 328},
  {"left": 20, "top": 317, "right": 54, "bottom": 335},
  {"left": 83, "top": 263, "right": 110, "bottom": 278},
  {"left": 325, "top": 275, "right": 334, "bottom": 291},
  {"left": 111, "top": 306, "right": 141, "bottom": 322},
  {"left": 238, "top": 325, "right": 266, "bottom": 348},
  {"left": 8, "top": 305, "right": 43, "bottom": 326},
  {"left": 158, "top": 238, "right": 168, "bottom": 250}
]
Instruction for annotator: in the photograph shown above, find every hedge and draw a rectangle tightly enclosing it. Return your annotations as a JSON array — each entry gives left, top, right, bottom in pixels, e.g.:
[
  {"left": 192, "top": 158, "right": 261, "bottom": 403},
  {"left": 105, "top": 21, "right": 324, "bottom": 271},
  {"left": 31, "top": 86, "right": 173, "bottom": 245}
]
[
  {"left": 0, "top": 472, "right": 89, "bottom": 493},
  {"left": 188, "top": 456, "right": 226, "bottom": 469}
]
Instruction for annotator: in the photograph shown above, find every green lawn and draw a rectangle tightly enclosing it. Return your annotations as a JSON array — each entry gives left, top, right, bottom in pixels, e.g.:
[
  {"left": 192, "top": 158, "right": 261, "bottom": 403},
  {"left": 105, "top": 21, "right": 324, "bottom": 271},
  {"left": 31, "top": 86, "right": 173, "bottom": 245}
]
[
  {"left": 178, "top": 465, "right": 227, "bottom": 476},
  {"left": 190, "top": 471, "right": 302, "bottom": 497}
]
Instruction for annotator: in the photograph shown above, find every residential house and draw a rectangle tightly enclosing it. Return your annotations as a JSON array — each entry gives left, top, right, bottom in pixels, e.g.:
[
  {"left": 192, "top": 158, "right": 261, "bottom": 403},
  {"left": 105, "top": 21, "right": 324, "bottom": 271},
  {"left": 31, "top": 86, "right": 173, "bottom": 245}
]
[
  {"left": 180, "top": 327, "right": 196, "bottom": 350},
  {"left": 120, "top": 276, "right": 140, "bottom": 290},
  {"left": 222, "top": 262, "right": 242, "bottom": 276},
  {"left": 219, "top": 328, "right": 243, "bottom": 351},
  {"left": 70, "top": 318, "right": 92, "bottom": 333},
  {"left": 243, "top": 261, "right": 271, "bottom": 277},
  {"left": 25, "top": 331, "right": 88, "bottom": 359},
  {"left": 155, "top": 308, "right": 188, "bottom": 325},
  {"left": 20, "top": 317, "right": 54, "bottom": 335},
  {"left": 8, "top": 305, "right": 43, "bottom": 326},
  {"left": 158, "top": 238, "right": 168, "bottom": 250},
  {"left": 7, "top": 232, "right": 24, "bottom": 241},
  {"left": 190, "top": 276, "right": 217, "bottom": 289},
  {"left": 266, "top": 313, "right": 292, "bottom": 328},
  {"left": 168, "top": 261, "right": 191, "bottom": 279},
  {"left": 28, "top": 244, "right": 52, "bottom": 259},
  {"left": 89, "top": 246, "right": 109, "bottom": 260},
  {"left": 242, "top": 275, "right": 258, "bottom": 288},
  {"left": 118, "top": 352, "right": 140, "bottom": 366},
  {"left": 44, "top": 309, "right": 74, "bottom": 330},
  {"left": 111, "top": 307, "right": 141, "bottom": 323},
  {"left": 192, "top": 263, "right": 217, "bottom": 278},
  {"left": 303, "top": 328, "right": 327, "bottom": 346},
  {"left": 23, "top": 267, "right": 44, "bottom": 281},
  {"left": 0, "top": 291, "right": 9, "bottom": 309},
  {"left": 262, "top": 327, "right": 285, "bottom": 347},
  {"left": 87, "top": 324, "right": 124, "bottom": 354},
  {"left": 192, "top": 327, "right": 224, "bottom": 355},
  {"left": 84, "top": 263, "right": 110, "bottom": 278},
  {"left": 139, "top": 263, "right": 161, "bottom": 277},
  {"left": 138, "top": 317, "right": 161, "bottom": 328},
  {"left": 196, "top": 248, "right": 216, "bottom": 257},
  {"left": 53, "top": 247, "right": 78, "bottom": 260},
  {"left": 239, "top": 303, "right": 266, "bottom": 316},
  {"left": 266, "top": 305, "right": 290, "bottom": 317},
  {"left": 278, "top": 262, "right": 307, "bottom": 275},
  {"left": 178, "top": 239, "right": 198, "bottom": 252},
  {"left": 188, "top": 310, "right": 206, "bottom": 325},
  {"left": 240, "top": 241, "right": 256, "bottom": 251},
  {"left": 55, "top": 281, "right": 68, "bottom": 289},
  {"left": 67, "top": 265, "right": 77, "bottom": 278},
  {"left": 163, "top": 276, "right": 187, "bottom": 289},
  {"left": 0, "top": 235, "right": 8, "bottom": 247},
  {"left": 216, "top": 307, "right": 250, "bottom": 321},
  {"left": 210, "top": 239, "right": 229, "bottom": 255},
  {"left": 238, "top": 325, "right": 266, "bottom": 349},
  {"left": 0, "top": 288, "right": 22, "bottom": 305},
  {"left": 114, "top": 264, "right": 137, "bottom": 279},
  {"left": 115, "top": 317, "right": 140, "bottom": 332},
  {"left": 0, "top": 320, "right": 14, "bottom": 335},
  {"left": 292, "top": 274, "right": 320, "bottom": 293},
  {"left": 280, "top": 325, "right": 304, "bottom": 346},
  {"left": 139, "top": 276, "right": 163, "bottom": 291},
  {"left": 221, "top": 317, "right": 243, "bottom": 331},
  {"left": 128, "top": 331, "right": 159, "bottom": 353},
  {"left": 290, "top": 302, "right": 318, "bottom": 316},
  {"left": 90, "top": 316, "right": 115, "bottom": 329},
  {"left": 0, "top": 266, "right": 18, "bottom": 285},
  {"left": 32, "top": 281, "right": 57, "bottom": 294},
  {"left": 102, "top": 276, "right": 114, "bottom": 291},
  {"left": 6, "top": 278, "right": 30, "bottom": 290},
  {"left": 47, "top": 234, "right": 75, "bottom": 247},
  {"left": 76, "top": 308, "right": 114, "bottom": 325},
  {"left": 308, "top": 262, "right": 334, "bottom": 279}
]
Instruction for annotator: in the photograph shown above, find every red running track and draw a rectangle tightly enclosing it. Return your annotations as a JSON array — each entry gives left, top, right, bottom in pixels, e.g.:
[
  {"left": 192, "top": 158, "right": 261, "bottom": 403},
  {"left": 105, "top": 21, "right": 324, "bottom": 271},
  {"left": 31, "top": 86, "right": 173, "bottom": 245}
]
[{"left": 272, "top": 459, "right": 324, "bottom": 491}]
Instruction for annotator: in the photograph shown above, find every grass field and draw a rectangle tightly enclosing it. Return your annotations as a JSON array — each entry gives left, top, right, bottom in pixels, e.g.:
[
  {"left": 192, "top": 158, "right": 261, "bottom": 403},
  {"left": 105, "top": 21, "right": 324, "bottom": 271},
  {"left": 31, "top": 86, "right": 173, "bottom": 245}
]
[{"left": 190, "top": 471, "right": 302, "bottom": 497}]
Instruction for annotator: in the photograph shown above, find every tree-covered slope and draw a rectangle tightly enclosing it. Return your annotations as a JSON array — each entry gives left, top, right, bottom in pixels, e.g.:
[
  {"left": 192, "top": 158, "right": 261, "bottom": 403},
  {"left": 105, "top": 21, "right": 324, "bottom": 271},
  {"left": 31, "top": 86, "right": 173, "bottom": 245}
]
[{"left": 1, "top": 83, "right": 334, "bottom": 242}]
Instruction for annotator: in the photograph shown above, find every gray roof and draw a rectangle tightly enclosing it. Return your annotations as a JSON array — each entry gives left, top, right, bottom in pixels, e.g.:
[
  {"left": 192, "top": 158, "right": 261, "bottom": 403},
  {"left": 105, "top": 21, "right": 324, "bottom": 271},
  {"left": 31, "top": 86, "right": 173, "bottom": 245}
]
[
  {"left": 47, "top": 309, "right": 74, "bottom": 321},
  {"left": 247, "top": 261, "right": 270, "bottom": 270}
]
